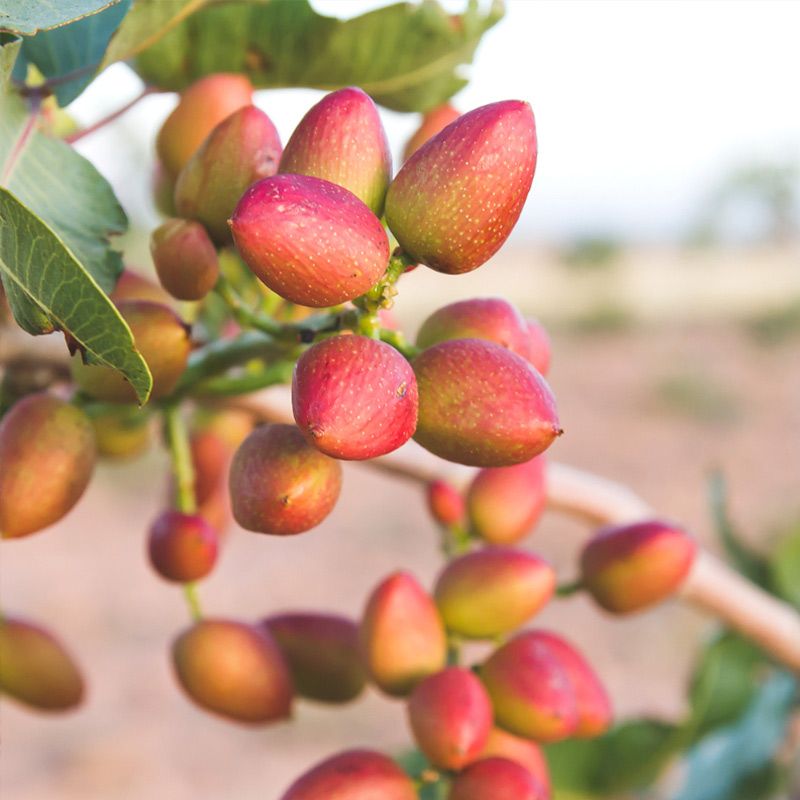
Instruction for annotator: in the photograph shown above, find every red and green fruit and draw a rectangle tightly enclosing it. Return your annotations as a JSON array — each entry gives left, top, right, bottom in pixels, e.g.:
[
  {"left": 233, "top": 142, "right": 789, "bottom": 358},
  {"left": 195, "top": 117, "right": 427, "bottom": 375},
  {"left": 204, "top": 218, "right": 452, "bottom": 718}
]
[
  {"left": 580, "top": 520, "right": 697, "bottom": 613},
  {"left": 280, "top": 86, "right": 391, "bottom": 215},
  {"left": 0, "top": 393, "right": 96, "bottom": 539},
  {"left": 148, "top": 511, "right": 219, "bottom": 583},
  {"left": 261, "top": 613, "right": 366, "bottom": 704},
  {"left": 150, "top": 218, "right": 220, "bottom": 301},
  {"left": 434, "top": 548, "right": 555, "bottom": 638},
  {"left": 386, "top": 100, "right": 537, "bottom": 274},
  {"left": 228, "top": 424, "right": 342, "bottom": 535},
  {"left": 426, "top": 479, "right": 466, "bottom": 527},
  {"left": 279, "top": 750, "right": 417, "bottom": 800},
  {"left": 449, "top": 757, "right": 548, "bottom": 800},
  {"left": 467, "top": 457, "right": 547, "bottom": 545},
  {"left": 360, "top": 571, "right": 447, "bottom": 696},
  {"left": 0, "top": 617, "right": 84, "bottom": 711},
  {"left": 171, "top": 619, "right": 293, "bottom": 724},
  {"left": 292, "top": 334, "right": 418, "bottom": 460},
  {"left": 230, "top": 174, "right": 389, "bottom": 307},
  {"left": 403, "top": 103, "right": 460, "bottom": 161},
  {"left": 413, "top": 339, "right": 560, "bottom": 467},
  {"left": 407, "top": 666, "right": 493, "bottom": 770},
  {"left": 480, "top": 728, "right": 551, "bottom": 798}
]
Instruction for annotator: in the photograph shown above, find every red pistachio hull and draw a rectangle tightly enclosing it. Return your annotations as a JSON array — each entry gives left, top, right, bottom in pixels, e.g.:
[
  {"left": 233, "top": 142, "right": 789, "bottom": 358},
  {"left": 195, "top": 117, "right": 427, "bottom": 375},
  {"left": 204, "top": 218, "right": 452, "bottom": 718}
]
[
  {"left": 413, "top": 339, "right": 560, "bottom": 467},
  {"left": 449, "top": 757, "right": 548, "bottom": 800},
  {"left": 386, "top": 100, "right": 537, "bottom": 274},
  {"left": 292, "top": 335, "right": 418, "bottom": 460},
  {"left": 403, "top": 103, "right": 460, "bottom": 161},
  {"left": 231, "top": 174, "right": 390, "bottom": 307},
  {"left": 280, "top": 87, "right": 392, "bottom": 215},
  {"left": 150, "top": 218, "right": 220, "bottom": 300},
  {"left": 147, "top": 511, "right": 219, "bottom": 583}
]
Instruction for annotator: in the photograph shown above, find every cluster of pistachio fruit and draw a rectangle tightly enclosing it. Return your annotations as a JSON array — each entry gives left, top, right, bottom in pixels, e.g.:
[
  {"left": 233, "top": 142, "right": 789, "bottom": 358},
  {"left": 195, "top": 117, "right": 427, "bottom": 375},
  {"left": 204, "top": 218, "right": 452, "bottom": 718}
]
[{"left": 0, "top": 74, "right": 697, "bottom": 799}]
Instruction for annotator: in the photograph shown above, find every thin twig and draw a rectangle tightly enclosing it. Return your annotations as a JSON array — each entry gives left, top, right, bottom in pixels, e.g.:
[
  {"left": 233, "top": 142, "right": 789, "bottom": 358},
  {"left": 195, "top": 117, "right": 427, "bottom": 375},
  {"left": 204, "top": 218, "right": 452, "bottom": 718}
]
[{"left": 65, "top": 86, "right": 157, "bottom": 144}]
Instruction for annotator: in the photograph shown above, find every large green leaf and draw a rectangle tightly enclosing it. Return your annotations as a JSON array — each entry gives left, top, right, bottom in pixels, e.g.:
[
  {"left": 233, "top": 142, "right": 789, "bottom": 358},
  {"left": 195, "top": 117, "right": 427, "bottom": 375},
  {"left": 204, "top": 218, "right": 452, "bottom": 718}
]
[
  {"left": 0, "top": 1, "right": 120, "bottom": 35},
  {"left": 671, "top": 672, "right": 796, "bottom": 800},
  {"left": 685, "top": 632, "right": 765, "bottom": 742},
  {"left": 101, "top": 0, "right": 208, "bottom": 67},
  {"left": 132, "top": 0, "right": 503, "bottom": 112},
  {"left": 546, "top": 719, "right": 678, "bottom": 796},
  {"left": 11, "top": 1, "right": 130, "bottom": 105},
  {"left": 0, "top": 89, "right": 126, "bottom": 291},
  {"left": 0, "top": 188, "right": 151, "bottom": 403}
]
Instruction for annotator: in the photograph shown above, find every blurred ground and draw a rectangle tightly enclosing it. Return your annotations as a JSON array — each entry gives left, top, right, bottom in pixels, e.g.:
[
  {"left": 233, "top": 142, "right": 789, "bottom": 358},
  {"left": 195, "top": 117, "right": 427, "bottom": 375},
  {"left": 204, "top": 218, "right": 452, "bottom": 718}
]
[{"left": 2, "top": 246, "right": 800, "bottom": 800}]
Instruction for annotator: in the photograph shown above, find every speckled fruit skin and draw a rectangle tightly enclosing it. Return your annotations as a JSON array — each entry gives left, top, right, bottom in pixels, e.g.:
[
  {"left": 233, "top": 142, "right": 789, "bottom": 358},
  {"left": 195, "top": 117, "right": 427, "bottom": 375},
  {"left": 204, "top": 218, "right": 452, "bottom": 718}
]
[
  {"left": 449, "top": 757, "right": 548, "bottom": 800},
  {"left": 280, "top": 87, "right": 391, "bottom": 215},
  {"left": 147, "top": 511, "right": 218, "bottom": 583},
  {"left": 413, "top": 339, "right": 560, "bottom": 467},
  {"left": 175, "top": 106, "right": 282, "bottom": 243},
  {"left": 230, "top": 174, "right": 390, "bottom": 307},
  {"left": 434, "top": 548, "right": 555, "bottom": 639},
  {"left": 228, "top": 424, "right": 342, "bottom": 535},
  {"left": 0, "top": 617, "right": 84, "bottom": 711},
  {"left": 261, "top": 613, "right": 366, "bottom": 704},
  {"left": 403, "top": 103, "right": 460, "bottom": 161},
  {"left": 524, "top": 318, "right": 552, "bottom": 376},
  {"left": 171, "top": 619, "right": 293, "bottom": 724},
  {"left": 0, "top": 394, "right": 96, "bottom": 539},
  {"left": 156, "top": 73, "right": 253, "bottom": 178},
  {"left": 360, "top": 572, "right": 447, "bottom": 697},
  {"left": 71, "top": 300, "right": 191, "bottom": 403},
  {"left": 407, "top": 667, "right": 493, "bottom": 770},
  {"left": 150, "top": 218, "right": 220, "bottom": 300},
  {"left": 467, "top": 457, "right": 546, "bottom": 545},
  {"left": 416, "top": 298, "right": 530, "bottom": 360},
  {"left": 386, "top": 100, "right": 536, "bottom": 274},
  {"left": 292, "top": 335, "right": 418, "bottom": 460},
  {"left": 426, "top": 479, "right": 466, "bottom": 527},
  {"left": 480, "top": 729, "right": 551, "bottom": 798},
  {"left": 279, "top": 750, "right": 417, "bottom": 800},
  {"left": 580, "top": 520, "right": 697, "bottom": 613},
  {"left": 532, "top": 631, "right": 612, "bottom": 738},
  {"left": 480, "top": 631, "right": 579, "bottom": 742}
]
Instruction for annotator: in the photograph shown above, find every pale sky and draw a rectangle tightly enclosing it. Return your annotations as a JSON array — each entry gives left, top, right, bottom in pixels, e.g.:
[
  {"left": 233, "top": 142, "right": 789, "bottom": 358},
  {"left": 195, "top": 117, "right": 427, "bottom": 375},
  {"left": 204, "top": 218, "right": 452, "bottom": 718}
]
[{"left": 72, "top": 0, "right": 800, "bottom": 244}]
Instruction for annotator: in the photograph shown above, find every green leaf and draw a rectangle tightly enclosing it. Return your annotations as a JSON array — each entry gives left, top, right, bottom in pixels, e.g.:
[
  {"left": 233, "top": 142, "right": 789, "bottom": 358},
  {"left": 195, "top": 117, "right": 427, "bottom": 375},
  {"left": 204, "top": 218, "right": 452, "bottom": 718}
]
[
  {"left": 0, "top": 1, "right": 121, "bottom": 35},
  {"left": 708, "top": 471, "right": 770, "bottom": 586},
  {"left": 671, "top": 672, "right": 796, "bottom": 800},
  {"left": 0, "top": 187, "right": 151, "bottom": 403},
  {"left": 685, "top": 633, "right": 765, "bottom": 742},
  {"left": 0, "top": 89, "right": 126, "bottom": 292},
  {"left": 11, "top": 1, "right": 130, "bottom": 105},
  {"left": 101, "top": 0, "right": 208, "bottom": 67},
  {"left": 546, "top": 719, "right": 678, "bottom": 796},
  {"left": 131, "top": 0, "right": 503, "bottom": 112},
  {"left": 0, "top": 32, "right": 21, "bottom": 86},
  {"left": 768, "top": 519, "right": 800, "bottom": 607}
]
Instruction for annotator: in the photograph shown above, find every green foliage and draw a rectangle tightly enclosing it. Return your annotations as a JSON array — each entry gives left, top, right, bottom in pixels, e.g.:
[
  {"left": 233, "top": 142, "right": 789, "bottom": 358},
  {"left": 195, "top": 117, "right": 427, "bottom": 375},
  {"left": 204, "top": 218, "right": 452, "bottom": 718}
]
[
  {"left": 744, "top": 300, "right": 800, "bottom": 346},
  {"left": 560, "top": 236, "right": 621, "bottom": 270},
  {"left": 672, "top": 672, "right": 796, "bottom": 800},
  {"left": 546, "top": 719, "right": 678, "bottom": 796},
  {"left": 768, "top": 518, "right": 800, "bottom": 607},
  {"left": 0, "top": 0, "right": 121, "bottom": 35},
  {"left": 11, "top": 1, "right": 130, "bottom": 105},
  {"left": 0, "top": 33, "right": 20, "bottom": 86},
  {"left": 133, "top": 0, "right": 503, "bottom": 112},
  {"left": 0, "top": 188, "right": 151, "bottom": 402}
]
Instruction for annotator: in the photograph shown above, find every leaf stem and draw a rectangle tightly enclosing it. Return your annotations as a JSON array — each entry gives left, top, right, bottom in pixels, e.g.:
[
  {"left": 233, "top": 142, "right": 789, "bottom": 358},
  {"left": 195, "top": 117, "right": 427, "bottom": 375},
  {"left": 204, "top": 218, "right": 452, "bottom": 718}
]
[
  {"left": 1, "top": 98, "right": 41, "bottom": 185},
  {"left": 65, "top": 86, "right": 157, "bottom": 144}
]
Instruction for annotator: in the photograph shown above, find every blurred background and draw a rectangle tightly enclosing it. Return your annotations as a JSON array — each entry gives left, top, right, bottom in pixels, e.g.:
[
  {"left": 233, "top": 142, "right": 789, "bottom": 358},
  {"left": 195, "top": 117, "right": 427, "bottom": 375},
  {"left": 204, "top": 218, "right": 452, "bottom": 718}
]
[{"left": 2, "top": 0, "right": 799, "bottom": 798}]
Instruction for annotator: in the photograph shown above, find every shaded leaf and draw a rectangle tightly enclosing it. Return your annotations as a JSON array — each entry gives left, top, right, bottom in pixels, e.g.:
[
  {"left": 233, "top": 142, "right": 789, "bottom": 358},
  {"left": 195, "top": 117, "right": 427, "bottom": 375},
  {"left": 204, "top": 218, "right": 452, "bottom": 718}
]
[
  {"left": 671, "top": 671, "right": 796, "bottom": 800},
  {"left": 101, "top": 0, "right": 208, "bottom": 67},
  {"left": 0, "top": 89, "right": 126, "bottom": 291},
  {"left": 132, "top": 0, "right": 503, "bottom": 112},
  {"left": 769, "top": 519, "right": 800, "bottom": 608},
  {"left": 0, "top": 188, "right": 151, "bottom": 403},
  {"left": 0, "top": 32, "right": 20, "bottom": 86},
  {"left": 686, "top": 632, "right": 765, "bottom": 742},
  {"left": 708, "top": 471, "right": 770, "bottom": 586},
  {"left": 546, "top": 719, "right": 678, "bottom": 795},
  {"left": 0, "top": 0, "right": 120, "bottom": 35},
  {"left": 12, "top": 1, "right": 130, "bottom": 105}
]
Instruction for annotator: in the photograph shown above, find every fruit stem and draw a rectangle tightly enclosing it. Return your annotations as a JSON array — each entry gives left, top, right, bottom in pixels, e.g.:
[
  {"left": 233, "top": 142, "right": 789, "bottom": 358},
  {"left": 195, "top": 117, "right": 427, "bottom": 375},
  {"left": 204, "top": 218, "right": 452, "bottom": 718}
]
[
  {"left": 64, "top": 86, "right": 157, "bottom": 144},
  {"left": 214, "top": 276, "right": 284, "bottom": 337},
  {"left": 191, "top": 360, "right": 295, "bottom": 397},
  {"left": 182, "top": 583, "right": 203, "bottom": 622},
  {"left": 556, "top": 579, "right": 583, "bottom": 597},
  {"left": 163, "top": 404, "right": 197, "bottom": 515}
]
